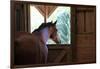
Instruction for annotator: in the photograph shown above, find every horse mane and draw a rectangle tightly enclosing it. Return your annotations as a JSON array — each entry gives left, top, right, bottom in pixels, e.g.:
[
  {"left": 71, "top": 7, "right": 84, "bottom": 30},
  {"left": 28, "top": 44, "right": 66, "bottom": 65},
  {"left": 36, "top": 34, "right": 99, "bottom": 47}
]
[{"left": 33, "top": 21, "right": 56, "bottom": 33}]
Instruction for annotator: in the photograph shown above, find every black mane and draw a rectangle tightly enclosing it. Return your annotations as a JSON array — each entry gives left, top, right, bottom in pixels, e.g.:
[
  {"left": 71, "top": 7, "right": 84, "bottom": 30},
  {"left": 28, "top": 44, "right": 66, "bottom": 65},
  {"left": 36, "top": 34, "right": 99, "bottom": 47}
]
[{"left": 33, "top": 22, "right": 56, "bottom": 33}]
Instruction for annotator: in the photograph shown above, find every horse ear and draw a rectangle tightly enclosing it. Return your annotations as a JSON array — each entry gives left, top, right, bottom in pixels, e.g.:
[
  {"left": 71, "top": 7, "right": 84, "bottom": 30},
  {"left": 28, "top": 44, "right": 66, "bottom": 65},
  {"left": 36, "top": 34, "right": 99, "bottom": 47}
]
[
  {"left": 51, "top": 21, "right": 53, "bottom": 23},
  {"left": 54, "top": 20, "right": 57, "bottom": 25}
]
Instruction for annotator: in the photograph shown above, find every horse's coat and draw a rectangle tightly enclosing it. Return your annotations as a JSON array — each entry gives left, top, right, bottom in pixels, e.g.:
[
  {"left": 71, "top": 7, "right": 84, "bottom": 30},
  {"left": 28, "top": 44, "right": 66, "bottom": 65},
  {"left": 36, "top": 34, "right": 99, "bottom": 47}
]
[{"left": 14, "top": 22, "right": 58, "bottom": 65}]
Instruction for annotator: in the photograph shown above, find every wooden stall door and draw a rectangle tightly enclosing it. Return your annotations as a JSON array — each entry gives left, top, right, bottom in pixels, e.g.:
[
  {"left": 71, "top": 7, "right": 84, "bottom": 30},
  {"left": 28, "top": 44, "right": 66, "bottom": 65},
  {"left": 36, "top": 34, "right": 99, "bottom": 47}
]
[
  {"left": 75, "top": 6, "right": 96, "bottom": 63},
  {"left": 47, "top": 46, "right": 72, "bottom": 64}
]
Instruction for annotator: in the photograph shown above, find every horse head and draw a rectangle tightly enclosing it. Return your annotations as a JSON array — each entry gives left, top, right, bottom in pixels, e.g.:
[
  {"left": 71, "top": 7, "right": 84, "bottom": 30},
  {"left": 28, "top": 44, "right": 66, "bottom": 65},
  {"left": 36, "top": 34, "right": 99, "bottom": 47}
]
[{"left": 49, "top": 21, "right": 60, "bottom": 44}]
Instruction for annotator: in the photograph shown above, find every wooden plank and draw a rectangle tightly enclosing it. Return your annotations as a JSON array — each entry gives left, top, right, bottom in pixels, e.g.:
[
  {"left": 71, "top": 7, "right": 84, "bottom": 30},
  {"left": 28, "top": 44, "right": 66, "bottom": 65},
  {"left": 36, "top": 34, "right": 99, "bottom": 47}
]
[{"left": 54, "top": 49, "right": 67, "bottom": 63}]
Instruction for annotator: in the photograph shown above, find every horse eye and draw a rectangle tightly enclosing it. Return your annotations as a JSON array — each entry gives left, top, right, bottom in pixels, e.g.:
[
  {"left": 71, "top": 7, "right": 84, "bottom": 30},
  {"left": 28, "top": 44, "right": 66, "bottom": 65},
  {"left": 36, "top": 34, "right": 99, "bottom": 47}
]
[{"left": 56, "top": 29, "right": 57, "bottom": 31}]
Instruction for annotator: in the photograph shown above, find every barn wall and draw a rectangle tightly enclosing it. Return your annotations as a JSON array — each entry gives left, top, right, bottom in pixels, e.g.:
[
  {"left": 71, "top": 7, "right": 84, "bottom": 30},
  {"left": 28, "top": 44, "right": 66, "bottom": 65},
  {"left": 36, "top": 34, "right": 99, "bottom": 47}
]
[{"left": 75, "top": 6, "right": 96, "bottom": 63}]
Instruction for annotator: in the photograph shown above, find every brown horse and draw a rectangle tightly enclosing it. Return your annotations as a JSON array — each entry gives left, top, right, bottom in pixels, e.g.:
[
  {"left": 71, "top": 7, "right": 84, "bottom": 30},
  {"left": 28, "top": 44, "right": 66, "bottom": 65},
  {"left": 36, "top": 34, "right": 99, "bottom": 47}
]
[{"left": 14, "top": 21, "right": 59, "bottom": 65}]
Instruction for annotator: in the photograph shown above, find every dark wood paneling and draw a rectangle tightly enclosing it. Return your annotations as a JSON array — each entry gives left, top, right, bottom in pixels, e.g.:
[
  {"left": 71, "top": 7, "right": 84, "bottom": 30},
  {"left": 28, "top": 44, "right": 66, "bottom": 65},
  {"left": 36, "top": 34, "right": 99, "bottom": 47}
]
[
  {"left": 75, "top": 6, "right": 96, "bottom": 63},
  {"left": 86, "top": 10, "right": 95, "bottom": 33},
  {"left": 47, "top": 46, "right": 72, "bottom": 64},
  {"left": 76, "top": 11, "right": 85, "bottom": 33},
  {"left": 77, "top": 34, "right": 95, "bottom": 47},
  {"left": 76, "top": 34, "right": 96, "bottom": 62},
  {"left": 76, "top": 7, "right": 96, "bottom": 33}
]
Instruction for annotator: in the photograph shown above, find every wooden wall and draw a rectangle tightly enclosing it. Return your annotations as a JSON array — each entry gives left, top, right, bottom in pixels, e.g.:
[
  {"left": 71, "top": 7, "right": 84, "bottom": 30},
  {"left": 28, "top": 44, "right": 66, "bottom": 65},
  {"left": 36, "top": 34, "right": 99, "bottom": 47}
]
[
  {"left": 13, "top": 2, "right": 30, "bottom": 32},
  {"left": 74, "top": 6, "right": 96, "bottom": 63}
]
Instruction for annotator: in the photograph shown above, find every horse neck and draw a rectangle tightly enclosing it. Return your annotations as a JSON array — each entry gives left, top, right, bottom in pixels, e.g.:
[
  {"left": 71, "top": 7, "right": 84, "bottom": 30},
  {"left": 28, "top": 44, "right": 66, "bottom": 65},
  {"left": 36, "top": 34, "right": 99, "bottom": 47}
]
[{"left": 40, "top": 27, "right": 49, "bottom": 44}]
